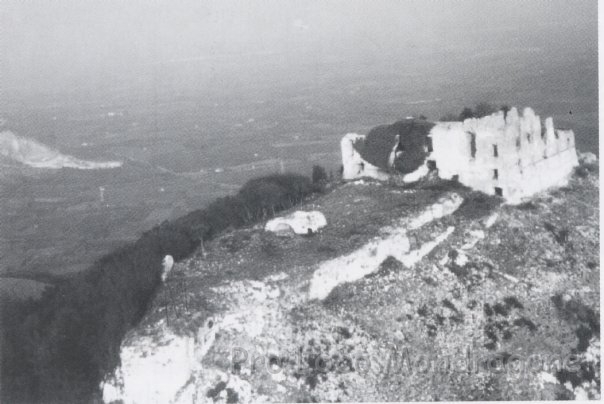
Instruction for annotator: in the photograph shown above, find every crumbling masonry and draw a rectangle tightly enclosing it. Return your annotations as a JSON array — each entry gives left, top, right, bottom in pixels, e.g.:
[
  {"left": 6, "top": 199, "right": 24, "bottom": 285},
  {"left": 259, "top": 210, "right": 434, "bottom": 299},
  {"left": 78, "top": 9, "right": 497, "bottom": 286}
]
[{"left": 341, "top": 107, "right": 578, "bottom": 204}]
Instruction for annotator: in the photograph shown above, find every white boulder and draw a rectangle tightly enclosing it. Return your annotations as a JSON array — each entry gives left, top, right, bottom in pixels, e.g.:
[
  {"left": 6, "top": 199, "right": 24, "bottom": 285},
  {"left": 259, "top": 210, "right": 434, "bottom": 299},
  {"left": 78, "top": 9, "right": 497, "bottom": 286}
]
[{"left": 265, "top": 211, "right": 327, "bottom": 235}]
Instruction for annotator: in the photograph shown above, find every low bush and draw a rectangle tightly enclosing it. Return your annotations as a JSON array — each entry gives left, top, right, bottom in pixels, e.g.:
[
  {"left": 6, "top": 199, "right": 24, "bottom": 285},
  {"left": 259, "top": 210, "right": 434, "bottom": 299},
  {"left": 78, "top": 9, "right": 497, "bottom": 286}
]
[
  {"left": 440, "top": 103, "right": 510, "bottom": 121},
  {"left": 575, "top": 163, "right": 598, "bottom": 178},
  {"left": 312, "top": 165, "right": 328, "bottom": 184}
]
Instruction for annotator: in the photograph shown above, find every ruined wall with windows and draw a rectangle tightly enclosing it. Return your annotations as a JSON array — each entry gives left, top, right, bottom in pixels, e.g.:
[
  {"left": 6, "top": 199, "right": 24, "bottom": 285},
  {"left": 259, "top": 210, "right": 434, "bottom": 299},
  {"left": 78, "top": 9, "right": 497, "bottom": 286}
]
[
  {"left": 429, "top": 107, "right": 578, "bottom": 203},
  {"left": 341, "top": 107, "right": 578, "bottom": 204},
  {"left": 340, "top": 133, "right": 390, "bottom": 181}
]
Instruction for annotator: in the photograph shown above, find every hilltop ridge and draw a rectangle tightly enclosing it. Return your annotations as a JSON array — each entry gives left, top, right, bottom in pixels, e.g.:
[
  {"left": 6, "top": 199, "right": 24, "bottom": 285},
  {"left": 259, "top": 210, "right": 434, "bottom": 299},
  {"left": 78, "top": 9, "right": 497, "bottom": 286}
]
[{"left": 102, "top": 159, "right": 599, "bottom": 402}]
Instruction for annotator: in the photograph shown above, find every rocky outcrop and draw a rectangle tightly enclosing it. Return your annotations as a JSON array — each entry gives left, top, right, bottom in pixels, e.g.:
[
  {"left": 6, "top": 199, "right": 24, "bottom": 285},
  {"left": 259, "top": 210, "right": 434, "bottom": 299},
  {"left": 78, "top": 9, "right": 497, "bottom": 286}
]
[
  {"left": 265, "top": 211, "right": 327, "bottom": 235},
  {"left": 308, "top": 193, "right": 463, "bottom": 300},
  {"left": 101, "top": 159, "right": 599, "bottom": 403}
]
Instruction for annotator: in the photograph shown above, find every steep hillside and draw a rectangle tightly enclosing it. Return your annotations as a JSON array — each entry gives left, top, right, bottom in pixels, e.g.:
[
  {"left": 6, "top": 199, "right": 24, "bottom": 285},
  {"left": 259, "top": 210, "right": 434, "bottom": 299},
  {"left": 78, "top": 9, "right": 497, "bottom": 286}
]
[{"left": 102, "top": 163, "right": 599, "bottom": 403}]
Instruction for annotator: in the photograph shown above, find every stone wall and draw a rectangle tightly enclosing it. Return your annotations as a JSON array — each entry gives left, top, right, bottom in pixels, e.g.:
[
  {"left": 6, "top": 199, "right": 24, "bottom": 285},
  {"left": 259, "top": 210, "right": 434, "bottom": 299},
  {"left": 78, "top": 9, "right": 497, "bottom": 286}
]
[
  {"left": 340, "top": 107, "right": 578, "bottom": 203},
  {"left": 340, "top": 133, "right": 389, "bottom": 181},
  {"left": 429, "top": 107, "right": 578, "bottom": 203}
]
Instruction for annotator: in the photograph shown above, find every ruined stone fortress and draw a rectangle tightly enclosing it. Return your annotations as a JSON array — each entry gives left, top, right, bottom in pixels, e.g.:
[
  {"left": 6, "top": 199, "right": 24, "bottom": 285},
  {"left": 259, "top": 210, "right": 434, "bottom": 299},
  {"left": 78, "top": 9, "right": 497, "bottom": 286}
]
[{"left": 341, "top": 107, "right": 579, "bottom": 204}]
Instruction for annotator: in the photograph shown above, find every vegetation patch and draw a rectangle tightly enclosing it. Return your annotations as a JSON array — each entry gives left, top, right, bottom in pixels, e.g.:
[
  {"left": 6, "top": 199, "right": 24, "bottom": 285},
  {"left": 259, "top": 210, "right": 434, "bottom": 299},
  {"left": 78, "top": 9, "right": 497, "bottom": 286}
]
[
  {"left": 312, "top": 165, "right": 328, "bottom": 185},
  {"left": 454, "top": 191, "right": 501, "bottom": 220},
  {"left": 551, "top": 294, "right": 599, "bottom": 352},
  {"left": 551, "top": 293, "right": 600, "bottom": 399},
  {"left": 482, "top": 297, "right": 535, "bottom": 350},
  {"left": 543, "top": 222, "right": 570, "bottom": 246},
  {"left": 415, "top": 299, "right": 464, "bottom": 337},
  {"left": 515, "top": 201, "right": 538, "bottom": 210},
  {"left": 206, "top": 381, "right": 239, "bottom": 403},
  {"left": 574, "top": 163, "right": 598, "bottom": 179}
]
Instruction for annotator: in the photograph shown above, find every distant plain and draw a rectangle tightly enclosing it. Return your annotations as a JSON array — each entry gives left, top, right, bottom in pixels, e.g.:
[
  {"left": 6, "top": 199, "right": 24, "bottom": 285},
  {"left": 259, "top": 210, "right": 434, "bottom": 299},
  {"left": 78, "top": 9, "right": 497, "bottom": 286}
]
[{"left": 0, "top": 26, "right": 597, "bottom": 298}]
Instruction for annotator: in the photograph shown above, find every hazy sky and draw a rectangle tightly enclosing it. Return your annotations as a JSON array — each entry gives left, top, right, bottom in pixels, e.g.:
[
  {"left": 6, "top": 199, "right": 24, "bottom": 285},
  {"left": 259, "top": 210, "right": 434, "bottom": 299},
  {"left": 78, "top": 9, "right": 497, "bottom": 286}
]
[{"left": 1, "top": 0, "right": 597, "bottom": 97}]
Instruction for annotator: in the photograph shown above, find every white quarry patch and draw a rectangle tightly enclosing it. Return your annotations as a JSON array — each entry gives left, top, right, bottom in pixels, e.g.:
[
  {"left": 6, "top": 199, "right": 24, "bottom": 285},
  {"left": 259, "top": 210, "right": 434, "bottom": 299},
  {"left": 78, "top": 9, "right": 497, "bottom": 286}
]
[
  {"left": 0, "top": 130, "right": 123, "bottom": 169},
  {"left": 265, "top": 210, "right": 327, "bottom": 235},
  {"left": 308, "top": 194, "right": 463, "bottom": 300},
  {"left": 101, "top": 330, "right": 196, "bottom": 404}
]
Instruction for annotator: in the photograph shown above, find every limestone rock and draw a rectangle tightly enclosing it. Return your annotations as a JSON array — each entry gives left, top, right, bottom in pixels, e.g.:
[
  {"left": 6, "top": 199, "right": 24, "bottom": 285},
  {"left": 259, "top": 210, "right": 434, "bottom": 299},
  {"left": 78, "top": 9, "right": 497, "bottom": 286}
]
[
  {"left": 101, "top": 331, "right": 196, "bottom": 404},
  {"left": 99, "top": 173, "right": 599, "bottom": 402},
  {"left": 265, "top": 211, "right": 327, "bottom": 235}
]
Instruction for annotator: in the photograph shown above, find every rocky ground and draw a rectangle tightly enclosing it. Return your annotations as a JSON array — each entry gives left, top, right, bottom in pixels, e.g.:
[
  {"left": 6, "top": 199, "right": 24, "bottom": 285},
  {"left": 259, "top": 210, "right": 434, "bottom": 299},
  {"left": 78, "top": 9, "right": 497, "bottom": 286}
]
[{"left": 102, "top": 162, "right": 599, "bottom": 403}]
